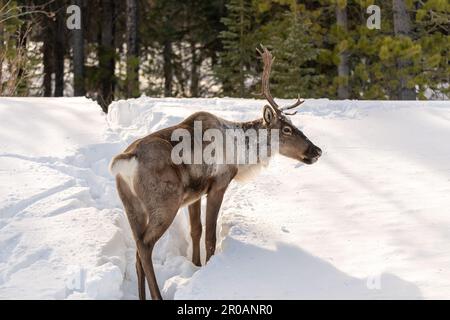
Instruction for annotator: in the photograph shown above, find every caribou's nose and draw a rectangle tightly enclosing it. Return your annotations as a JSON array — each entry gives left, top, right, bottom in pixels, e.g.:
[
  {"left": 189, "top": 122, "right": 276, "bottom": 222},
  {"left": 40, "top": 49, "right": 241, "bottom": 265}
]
[
  {"left": 309, "top": 145, "right": 322, "bottom": 158},
  {"left": 316, "top": 147, "right": 322, "bottom": 157}
]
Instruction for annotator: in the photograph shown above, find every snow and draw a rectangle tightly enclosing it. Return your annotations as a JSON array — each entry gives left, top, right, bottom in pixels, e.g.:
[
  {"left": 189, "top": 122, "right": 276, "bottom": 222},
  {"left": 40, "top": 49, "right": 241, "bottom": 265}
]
[
  {"left": 0, "top": 97, "right": 128, "bottom": 299},
  {"left": 0, "top": 96, "right": 449, "bottom": 299}
]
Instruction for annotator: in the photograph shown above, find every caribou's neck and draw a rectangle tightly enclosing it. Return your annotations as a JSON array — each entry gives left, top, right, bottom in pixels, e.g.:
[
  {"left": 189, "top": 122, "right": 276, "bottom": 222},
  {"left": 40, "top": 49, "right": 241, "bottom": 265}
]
[
  {"left": 230, "top": 118, "right": 274, "bottom": 182},
  {"left": 238, "top": 118, "right": 265, "bottom": 131},
  {"left": 227, "top": 117, "right": 278, "bottom": 166}
]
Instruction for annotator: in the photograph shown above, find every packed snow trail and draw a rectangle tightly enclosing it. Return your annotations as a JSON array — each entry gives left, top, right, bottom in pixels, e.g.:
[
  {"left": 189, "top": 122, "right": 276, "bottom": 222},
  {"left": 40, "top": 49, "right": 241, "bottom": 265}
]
[{"left": 1, "top": 96, "right": 449, "bottom": 299}]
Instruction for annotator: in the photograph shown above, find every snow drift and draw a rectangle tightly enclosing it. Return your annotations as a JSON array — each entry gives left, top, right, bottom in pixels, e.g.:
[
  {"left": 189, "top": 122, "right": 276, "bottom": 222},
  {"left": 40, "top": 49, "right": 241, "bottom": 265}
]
[{"left": 0, "top": 96, "right": 449, "bottom": 299}]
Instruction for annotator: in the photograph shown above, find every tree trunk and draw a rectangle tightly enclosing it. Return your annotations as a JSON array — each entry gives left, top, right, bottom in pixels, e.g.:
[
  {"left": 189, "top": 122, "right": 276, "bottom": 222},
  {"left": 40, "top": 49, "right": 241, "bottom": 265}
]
[
  {"left": 73, "top": 0, "right": 85, "bottom": 96},
  {"left": 99, "top": 0, "right": 115, "bottom": 112},
  {"left": 190, "top": 42, "right": 199, "bottom": 97},
  {"left": 41, "top": 4, "right": 54, "bottom": 97},
  {"left": 238, "top": 0, "right": 245, "bottom": 97},
  {"left": 336, "top": 4, "right": 349, "bottom": 99},
  {"left": 14, "top": 2, "right": 30, "bottom": 95},
  {"left": 54, "top": 4, "right": 65, "bottom": 97},
  {"left": 392, "top": 0, "right": 416, "bottom": 100},
  {"left": 163, "top": 40, "right": 173, "bottom": 97},
  {"left": 43, "top": 40, "right": 53, "bottom": 97},
  {"left": 126, "top": 0, "right": 139, "bottom": 98}
]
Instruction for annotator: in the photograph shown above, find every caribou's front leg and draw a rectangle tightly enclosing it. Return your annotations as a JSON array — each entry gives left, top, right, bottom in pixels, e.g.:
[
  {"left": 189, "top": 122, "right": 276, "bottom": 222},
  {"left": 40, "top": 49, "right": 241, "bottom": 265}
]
[
  {"left": 188, "top": 199, "right": 202, "bottom": 266},
  {"left": 205, "top": 186, "right": 227, "bottom": 262}
]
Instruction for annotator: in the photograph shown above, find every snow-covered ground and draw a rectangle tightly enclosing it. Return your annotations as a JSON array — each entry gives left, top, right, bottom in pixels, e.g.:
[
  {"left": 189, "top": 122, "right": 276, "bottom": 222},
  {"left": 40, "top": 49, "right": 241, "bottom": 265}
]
[{"left": 0, "top": 96, "right": 449, "bottom": 299}]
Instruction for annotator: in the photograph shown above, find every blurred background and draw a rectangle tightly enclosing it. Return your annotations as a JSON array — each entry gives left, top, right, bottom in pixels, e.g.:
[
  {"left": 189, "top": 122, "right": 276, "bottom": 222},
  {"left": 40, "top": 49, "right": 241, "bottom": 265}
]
[{"left": 0, "top": 0, "right": 448, "bottom": 111}]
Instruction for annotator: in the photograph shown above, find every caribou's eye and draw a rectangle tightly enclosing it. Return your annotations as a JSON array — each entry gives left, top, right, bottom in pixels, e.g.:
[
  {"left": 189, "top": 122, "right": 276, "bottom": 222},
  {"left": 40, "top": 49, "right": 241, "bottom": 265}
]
[{"left": 282, "top": 126, "right": 293, "bottom": 135}]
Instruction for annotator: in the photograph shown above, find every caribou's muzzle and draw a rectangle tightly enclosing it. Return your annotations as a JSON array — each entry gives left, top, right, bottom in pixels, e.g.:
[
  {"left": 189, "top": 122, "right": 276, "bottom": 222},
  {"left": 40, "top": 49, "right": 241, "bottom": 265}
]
[{"left": 302, "top": 144, "right": 322, "bottom": 165}]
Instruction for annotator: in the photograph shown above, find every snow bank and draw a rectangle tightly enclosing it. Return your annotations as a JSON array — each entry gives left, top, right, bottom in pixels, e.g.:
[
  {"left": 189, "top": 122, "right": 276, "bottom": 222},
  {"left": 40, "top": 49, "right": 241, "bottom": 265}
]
[
  {"left": 0, "top": 98, "right": 129, "bottom": 299},
  {"left": 1, "top": 96, "right": 450, "bottom": 299},
  {"left": 0, "top": 97, "right": 106, "bottom": 158}
]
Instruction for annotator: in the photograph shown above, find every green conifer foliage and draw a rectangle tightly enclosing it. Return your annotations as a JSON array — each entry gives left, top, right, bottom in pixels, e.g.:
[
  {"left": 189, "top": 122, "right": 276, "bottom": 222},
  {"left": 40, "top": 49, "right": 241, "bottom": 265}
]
[
  {"left": 270, "top": 12, "right": 323, "bottom": 98},
  {"left": 216, "top": 0, "right": 257, "bottom": 97}
]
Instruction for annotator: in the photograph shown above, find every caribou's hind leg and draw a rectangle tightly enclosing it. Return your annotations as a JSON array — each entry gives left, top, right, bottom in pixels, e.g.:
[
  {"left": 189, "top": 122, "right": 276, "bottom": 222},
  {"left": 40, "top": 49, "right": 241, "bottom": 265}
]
[
  {"left": 205, "top": 185, "right": 228, "bottom": 263},
  {"left": 135, "top": 251, "right": 146, "bottom": 300},
  {"left": 116, "top": 175, "right": 148, "bottom": 299},
  {"left": 116, "top": 173, "right": 182, "bottom": 299},
  {"left": 132, "top": 141, "right": 183, "bottom": 300}
]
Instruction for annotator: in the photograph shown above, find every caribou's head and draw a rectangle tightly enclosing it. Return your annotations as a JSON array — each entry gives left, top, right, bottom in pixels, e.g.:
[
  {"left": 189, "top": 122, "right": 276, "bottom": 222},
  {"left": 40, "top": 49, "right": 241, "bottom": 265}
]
[{"left": 258, "top": 46, "right": 322, "bottom": 165}]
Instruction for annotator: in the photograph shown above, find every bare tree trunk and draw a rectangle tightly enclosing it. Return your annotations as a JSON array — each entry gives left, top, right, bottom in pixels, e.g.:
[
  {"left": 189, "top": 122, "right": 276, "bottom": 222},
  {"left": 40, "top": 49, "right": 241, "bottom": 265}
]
[
  {"left": 190, "top": 42, "right": 199, "bottom": 97},
  {"left": 392, "top": 0, "right": 416, "bottom": 100},
  {"left": 238, "top": 0, "right": 245, "bottom": 97},
  {"left": 126, "top": 0, "right": 139, "bottom": 98},
  {"left": 37, "top": 0, "right": 55, "bottom": 96},
  {"left": 73, "top": 0, "right": 85, "bottom": 96},
  {"left": 14, "top": 2, "right": 30, "bottom": 95},
  {"left": 99, "top": 0, "right": 115, "bottom": 112},
  {"left": 54, "top": 4, "right": 65, "bottom": 97},
  {"left": 173, "top": 42, "right": 186, "bottom": 96},
  {"left": 42, "top": 16, "right": 53, "bottom": 97},
  {"left": 163, "top": 40, "right": 173, "bottom": 97},
  {"left": 336, "top": 4, "right": 349, "bottom": 99}
]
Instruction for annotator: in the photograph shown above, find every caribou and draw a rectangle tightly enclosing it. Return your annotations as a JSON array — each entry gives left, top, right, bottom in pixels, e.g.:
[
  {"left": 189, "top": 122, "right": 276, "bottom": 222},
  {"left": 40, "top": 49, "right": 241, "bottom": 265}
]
[{"left": 110, "top": 46, "right": 322, "bottom": 300}]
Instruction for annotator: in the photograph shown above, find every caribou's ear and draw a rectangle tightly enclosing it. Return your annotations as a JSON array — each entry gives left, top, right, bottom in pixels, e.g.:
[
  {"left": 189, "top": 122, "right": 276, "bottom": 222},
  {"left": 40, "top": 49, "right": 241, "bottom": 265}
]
[{"left": 263, "top": 105, "right": 277, "bottom": 125}]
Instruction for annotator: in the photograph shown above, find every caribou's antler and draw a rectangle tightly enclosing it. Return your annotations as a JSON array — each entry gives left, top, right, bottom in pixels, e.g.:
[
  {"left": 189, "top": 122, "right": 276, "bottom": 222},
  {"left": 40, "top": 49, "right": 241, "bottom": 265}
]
[
  {"left": 257, "top": 45, "right": 305, "bottom": 116},
  {"left": 256, "top": 45, "right": 281, "bottom": 111},
  {"left": 281, "top": 94, "right": 304, "bottom": 111}
]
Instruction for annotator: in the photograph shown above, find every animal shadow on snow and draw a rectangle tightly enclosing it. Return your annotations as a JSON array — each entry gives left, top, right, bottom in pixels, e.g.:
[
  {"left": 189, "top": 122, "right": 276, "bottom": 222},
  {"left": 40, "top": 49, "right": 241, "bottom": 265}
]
[{"left": 195, "top": 239, "right": 422, "bottom": 300}]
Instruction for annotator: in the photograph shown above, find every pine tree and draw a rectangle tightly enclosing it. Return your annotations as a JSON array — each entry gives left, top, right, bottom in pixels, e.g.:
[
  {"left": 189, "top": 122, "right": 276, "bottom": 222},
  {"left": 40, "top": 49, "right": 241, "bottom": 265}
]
[
  {"left": 0, "top": 0, "right": 36, "bottom": 96},
  {"left": 216, "top": 0, "right": 256, "bottom": 97},
  {"left": 348, "top": 0, "right": 448, "bottom": 100},
  {"left": 414, "top": 0, "right": 449, "bottom": 99},
  {"left": 269, "top": 12, "right": 322, "bottom": 99}
]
